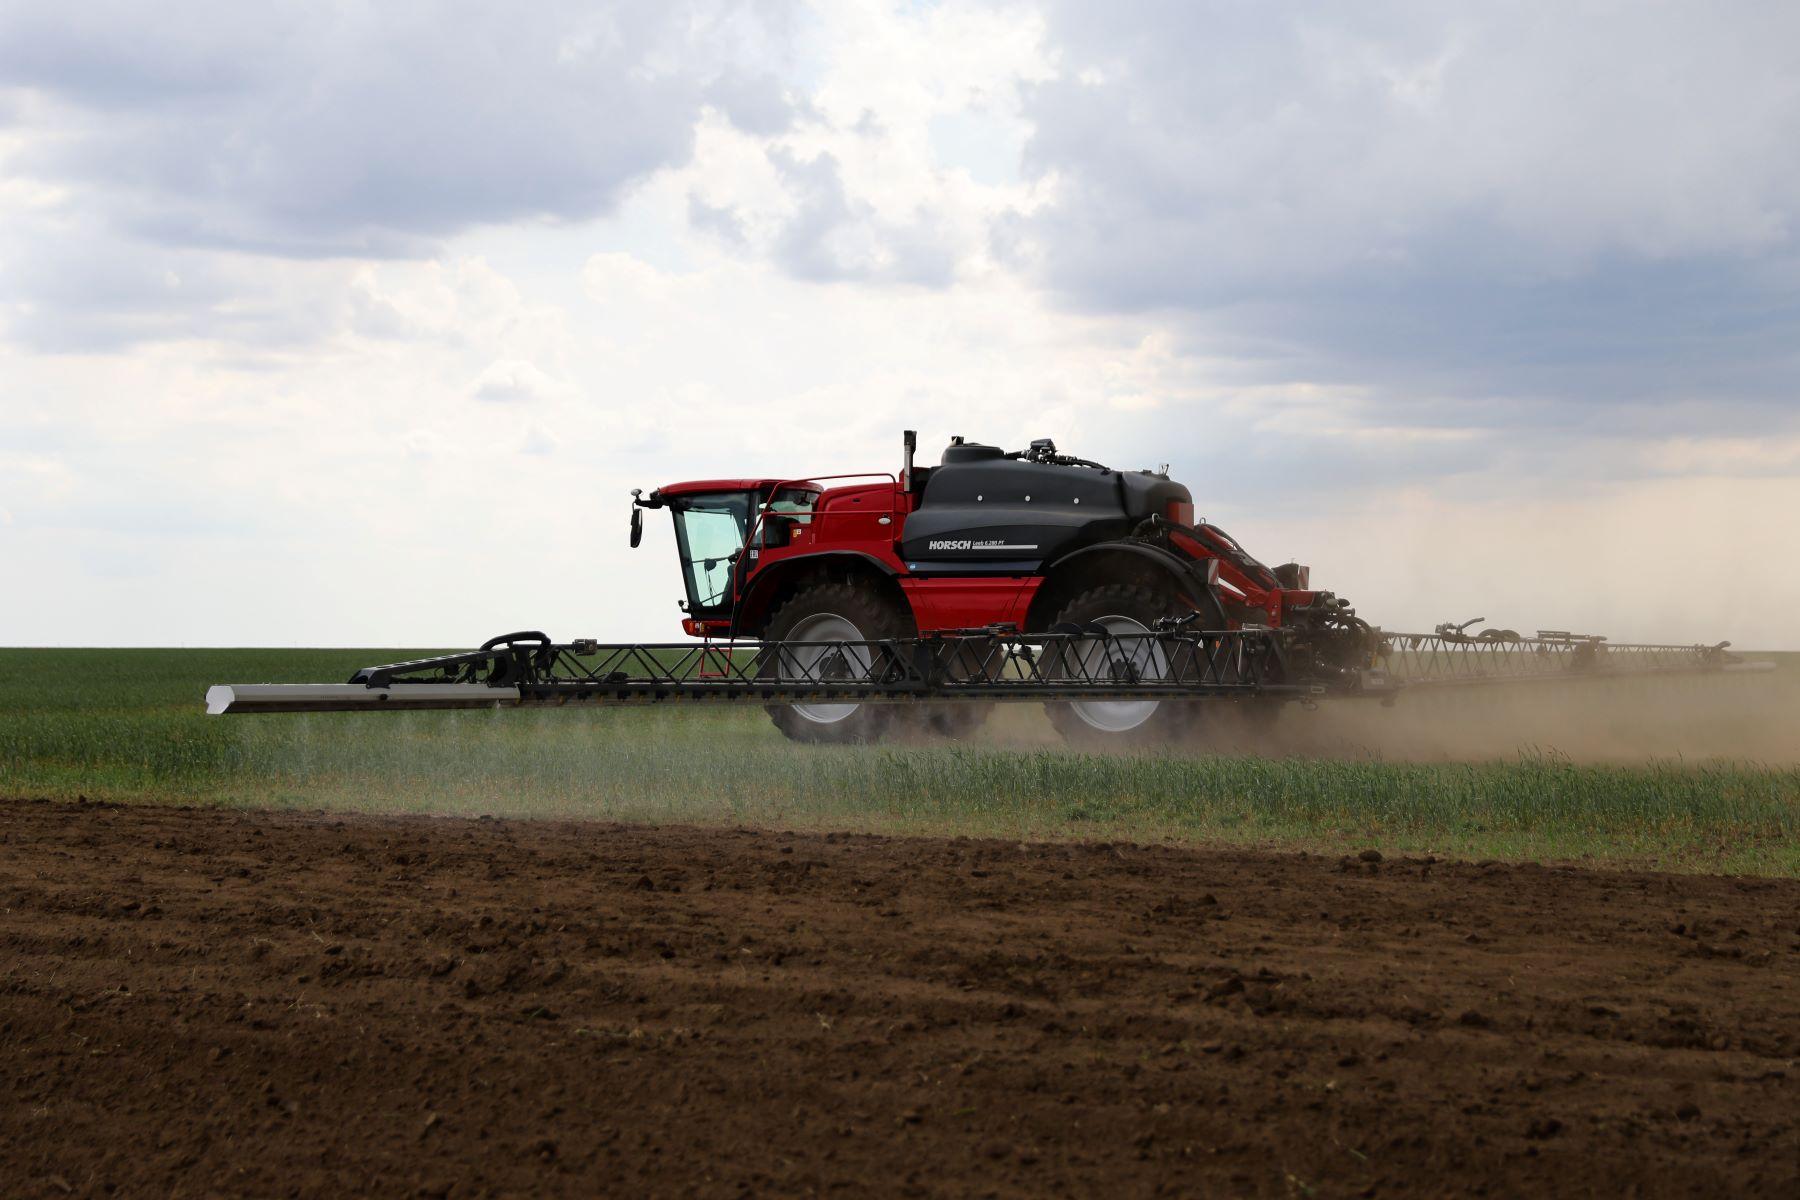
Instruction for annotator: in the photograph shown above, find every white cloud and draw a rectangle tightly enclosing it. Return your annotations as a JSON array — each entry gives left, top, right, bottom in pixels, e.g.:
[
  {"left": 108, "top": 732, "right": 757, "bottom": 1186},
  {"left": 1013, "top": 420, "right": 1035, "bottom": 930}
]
[
  {"left": 1639, "top": 434, "right": 1800, "bottom": 477},
  {"left": 1012, "top": 1, "right": 1800, "bottom": 426},
  {"left": 470, "top": 360, "right": 578, "bottom": 406},
  {"left": 677, "top": 0, "right": 1053, "bottom": 284},
  {"left": 1024, "top": 3, "right": 1800, "bottom": 283},
  {"left": 0, "top": 1, "right": 803, "bottom": 351},
  {"left": 0, "top": 1, "right": 800, "bottom": 253}
]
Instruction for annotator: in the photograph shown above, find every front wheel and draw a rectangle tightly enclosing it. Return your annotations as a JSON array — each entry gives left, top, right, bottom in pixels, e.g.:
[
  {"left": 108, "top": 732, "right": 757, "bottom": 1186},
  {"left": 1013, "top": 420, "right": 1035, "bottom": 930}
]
[{"left": 760, "top": 578, "right": 910, "bottom": 744}]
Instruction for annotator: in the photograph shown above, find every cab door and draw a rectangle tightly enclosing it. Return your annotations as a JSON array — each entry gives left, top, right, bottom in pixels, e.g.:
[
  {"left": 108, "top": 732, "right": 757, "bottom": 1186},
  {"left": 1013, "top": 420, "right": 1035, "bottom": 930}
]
[{"left": 668, "top": 491, "right": 755, "bottom": 618}]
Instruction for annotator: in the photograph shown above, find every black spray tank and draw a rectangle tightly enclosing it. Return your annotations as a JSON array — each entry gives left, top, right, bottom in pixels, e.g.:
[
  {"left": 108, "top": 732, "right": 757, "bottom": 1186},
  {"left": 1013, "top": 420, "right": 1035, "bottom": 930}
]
[{"left": 898, "top": 441, "right": 1191, "bottom": 574}]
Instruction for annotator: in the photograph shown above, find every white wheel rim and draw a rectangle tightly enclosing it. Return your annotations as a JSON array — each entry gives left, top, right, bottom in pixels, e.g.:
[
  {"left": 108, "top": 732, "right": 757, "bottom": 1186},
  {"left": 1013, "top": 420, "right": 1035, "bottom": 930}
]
[
  {"left": 782, "top": 612, "right": 869, "bottom": 725},
  {"left": 1066, "top": 614, "right": 1168, "bottom": 733}
]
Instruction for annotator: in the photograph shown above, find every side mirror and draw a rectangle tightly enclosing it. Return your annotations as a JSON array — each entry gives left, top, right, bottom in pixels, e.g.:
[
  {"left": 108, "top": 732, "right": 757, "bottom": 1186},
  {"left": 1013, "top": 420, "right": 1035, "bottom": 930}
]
[{"left": 629, "top": 506, "right": 644, "bottom": 548}]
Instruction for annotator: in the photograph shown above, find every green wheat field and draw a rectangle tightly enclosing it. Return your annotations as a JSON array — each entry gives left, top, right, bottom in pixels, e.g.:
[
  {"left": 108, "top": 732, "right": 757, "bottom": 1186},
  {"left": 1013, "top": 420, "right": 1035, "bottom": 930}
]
[{"left": 2, "top": 647, "right": 1797, "bottom": 875}]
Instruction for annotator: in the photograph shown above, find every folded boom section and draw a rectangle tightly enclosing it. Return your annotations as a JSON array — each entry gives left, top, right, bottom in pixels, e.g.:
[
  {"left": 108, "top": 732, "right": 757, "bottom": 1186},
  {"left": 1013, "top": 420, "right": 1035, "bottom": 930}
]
[{"left": 1378, "top": 630, "right": 1741, "bottom": 687}]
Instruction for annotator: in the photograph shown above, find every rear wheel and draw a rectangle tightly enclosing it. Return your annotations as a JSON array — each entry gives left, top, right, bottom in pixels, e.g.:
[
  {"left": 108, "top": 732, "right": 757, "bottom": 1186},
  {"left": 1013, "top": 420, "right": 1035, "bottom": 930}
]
[
  {"left": 761, "top": 578, "right": 911, "bottom": 744},
  {"left": 1043, "top": 582, "right": 1222, "bottom": 748}
]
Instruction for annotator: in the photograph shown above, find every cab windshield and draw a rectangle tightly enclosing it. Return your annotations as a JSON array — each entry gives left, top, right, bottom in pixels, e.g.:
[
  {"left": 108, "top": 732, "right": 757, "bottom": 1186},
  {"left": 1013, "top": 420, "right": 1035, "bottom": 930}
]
[{"left": 670, "top": 492, "right": 754, "bottom": 615}]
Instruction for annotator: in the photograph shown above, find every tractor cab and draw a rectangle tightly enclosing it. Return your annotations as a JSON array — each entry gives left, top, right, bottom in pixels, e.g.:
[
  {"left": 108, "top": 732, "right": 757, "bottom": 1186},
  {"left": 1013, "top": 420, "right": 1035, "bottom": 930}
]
[{"left": 631, "top": 479, "right": 820, "bottom": 625}]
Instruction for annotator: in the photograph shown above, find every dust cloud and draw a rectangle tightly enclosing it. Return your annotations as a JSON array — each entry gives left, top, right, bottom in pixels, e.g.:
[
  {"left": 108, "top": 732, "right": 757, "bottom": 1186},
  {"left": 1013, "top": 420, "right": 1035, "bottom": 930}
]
[
  {"left": 1258, "top": 663, "right": 1799, "bottom": 764},
  {"left": 975, "top": 657, "right": 1800, "bottom": 764}
]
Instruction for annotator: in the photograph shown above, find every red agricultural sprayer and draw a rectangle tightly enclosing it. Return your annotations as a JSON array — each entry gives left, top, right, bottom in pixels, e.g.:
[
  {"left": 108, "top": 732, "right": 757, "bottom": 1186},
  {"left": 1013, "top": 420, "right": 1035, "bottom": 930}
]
[{"left": 207, "top": 432, "right": 1768, "bottom": 744}]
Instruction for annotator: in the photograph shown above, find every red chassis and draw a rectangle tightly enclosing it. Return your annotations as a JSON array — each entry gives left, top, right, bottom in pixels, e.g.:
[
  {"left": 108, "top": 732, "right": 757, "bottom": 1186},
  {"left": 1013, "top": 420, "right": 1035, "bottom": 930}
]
[{"left": 644, "top": 466, "right": 1321, "bottom": 641}]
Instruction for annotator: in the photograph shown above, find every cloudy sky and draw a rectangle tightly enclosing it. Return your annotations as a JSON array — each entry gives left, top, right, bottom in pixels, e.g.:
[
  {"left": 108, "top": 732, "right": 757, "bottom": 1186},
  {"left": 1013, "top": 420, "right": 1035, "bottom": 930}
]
[{"left": 3, "top": 1, "right": 1797, "bottom": 648}]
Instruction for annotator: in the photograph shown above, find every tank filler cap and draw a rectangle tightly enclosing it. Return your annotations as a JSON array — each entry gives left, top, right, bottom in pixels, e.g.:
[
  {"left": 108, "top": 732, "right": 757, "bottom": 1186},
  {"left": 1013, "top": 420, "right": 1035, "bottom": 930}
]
[{"left": 942, "top": 439, "right": 1005, "bottom": 464}]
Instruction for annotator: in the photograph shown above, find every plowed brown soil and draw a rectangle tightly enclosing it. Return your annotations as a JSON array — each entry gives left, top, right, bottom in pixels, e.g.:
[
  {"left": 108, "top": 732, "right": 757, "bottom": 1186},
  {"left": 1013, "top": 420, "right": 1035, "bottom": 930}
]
[{"left": 2, "top": 797, "right": 1796, "bottom": 1198}]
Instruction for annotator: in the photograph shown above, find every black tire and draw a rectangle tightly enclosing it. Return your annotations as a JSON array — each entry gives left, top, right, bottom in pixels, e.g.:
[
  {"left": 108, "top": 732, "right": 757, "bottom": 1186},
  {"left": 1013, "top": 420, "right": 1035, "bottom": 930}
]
[
  {"left": 760, "top": 577, "right": 912, "bottom": 744},
  {"left": 1042, "top": 581, "right": 1223, "bottom": 748}
]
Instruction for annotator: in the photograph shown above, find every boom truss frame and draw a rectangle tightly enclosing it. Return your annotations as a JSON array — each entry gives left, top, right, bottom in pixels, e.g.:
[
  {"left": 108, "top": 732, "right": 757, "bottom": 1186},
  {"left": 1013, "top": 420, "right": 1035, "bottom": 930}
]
[{"left": 205, "top": 625, "right": 1751, "bottom": 716}]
